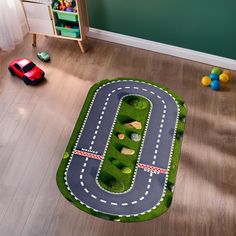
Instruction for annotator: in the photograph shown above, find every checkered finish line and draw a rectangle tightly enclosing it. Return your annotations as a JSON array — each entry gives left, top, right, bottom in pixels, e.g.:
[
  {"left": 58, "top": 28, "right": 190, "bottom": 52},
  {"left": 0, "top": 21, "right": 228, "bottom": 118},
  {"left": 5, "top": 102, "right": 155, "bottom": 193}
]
[
  {"left": 73, "top": 150, "right": 103, "bottom": 160},
  {"left": 73, "top": 150, "right": 168, "bottom": 174},
  {"left": 137, "top": 163, "right": 168, "bottom": 174}
]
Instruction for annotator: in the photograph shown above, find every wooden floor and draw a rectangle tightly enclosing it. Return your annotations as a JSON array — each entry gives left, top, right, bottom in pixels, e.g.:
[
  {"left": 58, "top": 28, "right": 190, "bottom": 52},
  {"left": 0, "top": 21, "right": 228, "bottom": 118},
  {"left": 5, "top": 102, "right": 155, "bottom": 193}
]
[{"left": 0, "top": 34, "right": 235, "bottom": 236}]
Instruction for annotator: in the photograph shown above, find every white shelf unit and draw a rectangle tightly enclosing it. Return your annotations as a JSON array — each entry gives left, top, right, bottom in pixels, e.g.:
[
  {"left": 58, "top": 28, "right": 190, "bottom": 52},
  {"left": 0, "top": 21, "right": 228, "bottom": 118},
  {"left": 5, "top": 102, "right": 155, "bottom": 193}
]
[{"left": 22, "top": 0, "right": 89, "bottom": 53}]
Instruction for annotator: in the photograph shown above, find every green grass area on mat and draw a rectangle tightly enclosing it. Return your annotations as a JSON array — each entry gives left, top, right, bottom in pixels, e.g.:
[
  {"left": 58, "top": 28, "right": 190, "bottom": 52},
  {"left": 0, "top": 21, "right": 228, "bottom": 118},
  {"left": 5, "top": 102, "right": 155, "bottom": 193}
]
[
  {"left": 56, "top": 78, "right": 187, "bottom": 222},
  {"left": 97, "top": 95, "right": 150, "bottom": 193}
]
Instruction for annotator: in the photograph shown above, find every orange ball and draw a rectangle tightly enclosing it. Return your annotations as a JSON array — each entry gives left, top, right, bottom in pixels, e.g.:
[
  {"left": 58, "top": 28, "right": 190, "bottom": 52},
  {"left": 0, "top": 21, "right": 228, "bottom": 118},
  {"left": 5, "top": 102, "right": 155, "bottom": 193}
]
[
  {"left": 219, "top": 73, "right": 229, "bottom": 83},
  {"left": 222, "top": 70, "right": 231, "bottom": 79},
  {"left": 201, "top": 76, "right": 211, "bottom": 86}
]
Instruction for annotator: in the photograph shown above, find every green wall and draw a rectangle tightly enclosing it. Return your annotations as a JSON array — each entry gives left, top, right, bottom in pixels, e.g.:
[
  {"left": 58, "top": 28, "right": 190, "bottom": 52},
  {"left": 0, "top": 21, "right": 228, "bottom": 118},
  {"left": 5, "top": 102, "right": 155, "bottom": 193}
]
[{"left": 87, "top": 0, "right": 236, "bottom": 60}]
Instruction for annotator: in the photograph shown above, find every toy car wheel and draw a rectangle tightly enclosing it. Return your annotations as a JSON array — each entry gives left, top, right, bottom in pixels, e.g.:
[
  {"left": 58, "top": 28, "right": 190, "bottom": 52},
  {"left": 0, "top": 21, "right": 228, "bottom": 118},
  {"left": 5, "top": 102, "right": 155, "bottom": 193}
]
[
  {"left": 8, "top": 66, "right": 15, "bottom": 76},
  {"left": 23, "top": 76, "right": 30, "bottom": 85}
]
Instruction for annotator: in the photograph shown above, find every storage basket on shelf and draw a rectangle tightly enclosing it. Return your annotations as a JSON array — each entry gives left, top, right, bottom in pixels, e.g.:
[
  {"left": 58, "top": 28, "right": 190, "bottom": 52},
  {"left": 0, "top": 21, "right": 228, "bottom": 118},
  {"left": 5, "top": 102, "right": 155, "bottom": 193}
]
[
  {"left": 56, "top": 26, "right": 80, "bottom": 38},
  {"left": 53, "top": 10, "right": 78, "bottom": 22}
]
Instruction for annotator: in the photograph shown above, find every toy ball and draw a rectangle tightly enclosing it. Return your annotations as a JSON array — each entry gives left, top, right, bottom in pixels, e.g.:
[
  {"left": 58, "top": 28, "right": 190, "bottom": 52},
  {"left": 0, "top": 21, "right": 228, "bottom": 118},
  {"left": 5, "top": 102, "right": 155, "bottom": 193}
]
[
  {"left": 211, "top": 67, "right": 222, "bottom": 75},
  {"left": 201, "top": 76, "right": 211, "bottom": 86},
  {"left": 210, "top": 80, "right": 220, "bottom": 91},
  {"left": 219, "top": 73, "right": 229, "bottom": 83},
  {"left": 222, "top": 70, "right": 231, "bottom": 79},
  {"left": 209, "top": 73, "right": 219, "bottom": 80}
]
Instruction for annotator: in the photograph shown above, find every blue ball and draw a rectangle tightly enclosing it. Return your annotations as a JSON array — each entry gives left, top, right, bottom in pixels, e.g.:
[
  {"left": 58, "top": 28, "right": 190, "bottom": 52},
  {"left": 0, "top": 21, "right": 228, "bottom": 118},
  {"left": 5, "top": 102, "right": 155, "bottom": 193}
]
[
  {"left": 210, "top": 80, "right": 220, "bottom": 91},
  {"left": 209, "top": 73, "right": 219, "bottom": 80}
]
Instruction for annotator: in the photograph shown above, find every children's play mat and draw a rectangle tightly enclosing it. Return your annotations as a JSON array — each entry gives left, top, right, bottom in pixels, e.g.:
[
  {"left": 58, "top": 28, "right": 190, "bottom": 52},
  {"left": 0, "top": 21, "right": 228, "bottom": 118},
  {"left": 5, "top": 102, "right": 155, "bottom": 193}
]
[{"left": 57, "top": 78, "right": 187, "bottom": 222}]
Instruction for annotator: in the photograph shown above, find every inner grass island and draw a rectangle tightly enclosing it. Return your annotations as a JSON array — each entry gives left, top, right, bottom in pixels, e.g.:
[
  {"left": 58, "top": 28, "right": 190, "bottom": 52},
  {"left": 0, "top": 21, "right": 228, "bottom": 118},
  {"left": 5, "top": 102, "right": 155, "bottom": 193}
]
[{"left": 97, "top": 95, "right": 151, "bottom": 193}]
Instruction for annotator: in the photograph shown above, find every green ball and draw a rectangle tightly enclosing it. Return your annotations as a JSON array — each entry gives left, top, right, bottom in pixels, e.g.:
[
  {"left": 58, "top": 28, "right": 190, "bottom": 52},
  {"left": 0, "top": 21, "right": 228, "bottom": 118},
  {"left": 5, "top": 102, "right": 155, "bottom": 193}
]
[{"left": 211, "top": 67, "right": 222, "bottom": 75}]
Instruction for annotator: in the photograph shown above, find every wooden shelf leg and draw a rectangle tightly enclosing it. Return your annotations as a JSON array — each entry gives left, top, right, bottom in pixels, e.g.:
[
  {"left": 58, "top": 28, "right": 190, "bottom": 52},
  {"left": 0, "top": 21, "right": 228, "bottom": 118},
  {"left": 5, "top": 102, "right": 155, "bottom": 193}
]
[
  {"left": 78, "top": 41, "right": 85, "bottom": 54},
  {"left": 32, "top": 34, "right": 37, "bottom": 47}
]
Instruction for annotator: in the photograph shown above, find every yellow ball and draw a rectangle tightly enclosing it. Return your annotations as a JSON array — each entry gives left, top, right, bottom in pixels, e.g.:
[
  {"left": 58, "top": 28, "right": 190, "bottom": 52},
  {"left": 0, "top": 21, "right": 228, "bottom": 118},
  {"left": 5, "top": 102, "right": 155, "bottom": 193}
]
[
  {"left": 201, "top": 76, "right": 211, "bottom": 86},
  {"left": 219, "top": 73, "right": 229, "bottom": 83},
  {"left": 222, "top": 70, "right": 231, "bottom": 79}
]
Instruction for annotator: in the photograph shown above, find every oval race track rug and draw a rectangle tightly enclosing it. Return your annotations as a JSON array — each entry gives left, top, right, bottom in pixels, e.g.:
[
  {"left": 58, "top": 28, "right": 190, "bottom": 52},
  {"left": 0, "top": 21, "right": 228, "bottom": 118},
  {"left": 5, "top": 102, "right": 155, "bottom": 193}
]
[{"left": 57, "top": 78, "right": 187, "bottom": 222}]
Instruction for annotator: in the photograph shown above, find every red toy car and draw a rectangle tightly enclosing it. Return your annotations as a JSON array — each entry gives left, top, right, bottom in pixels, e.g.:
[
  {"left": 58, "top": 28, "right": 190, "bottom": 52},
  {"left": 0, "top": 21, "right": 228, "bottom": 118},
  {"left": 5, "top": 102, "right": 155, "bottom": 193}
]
[{"left": 8, "top": 58, "right": 45, "bottom": 85}]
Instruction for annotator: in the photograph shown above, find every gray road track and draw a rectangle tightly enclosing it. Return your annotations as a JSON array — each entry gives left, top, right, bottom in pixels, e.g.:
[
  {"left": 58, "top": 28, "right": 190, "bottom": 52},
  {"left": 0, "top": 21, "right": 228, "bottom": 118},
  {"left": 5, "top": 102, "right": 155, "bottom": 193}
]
[{"left": 66, "top": 80, "right": 178, "bottom": 216}]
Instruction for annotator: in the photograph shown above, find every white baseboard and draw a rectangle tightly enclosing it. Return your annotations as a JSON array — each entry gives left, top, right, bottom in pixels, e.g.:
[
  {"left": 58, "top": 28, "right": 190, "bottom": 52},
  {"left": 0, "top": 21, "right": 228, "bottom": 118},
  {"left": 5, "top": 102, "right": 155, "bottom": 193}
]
[{"left": 88, "top": 28, "right": 236, "bottom": 70}]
